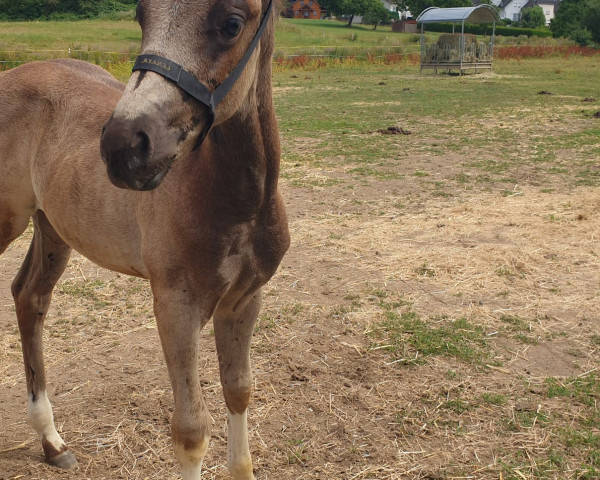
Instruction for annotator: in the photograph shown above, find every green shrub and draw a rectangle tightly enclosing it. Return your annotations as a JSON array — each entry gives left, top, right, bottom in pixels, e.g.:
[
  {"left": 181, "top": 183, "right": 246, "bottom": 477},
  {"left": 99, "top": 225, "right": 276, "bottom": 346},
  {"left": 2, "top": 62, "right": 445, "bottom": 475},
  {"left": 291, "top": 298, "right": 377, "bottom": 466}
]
[
  {"left": 571, "top": 27, "right": 594, "bottom": 46},
  {"left": 423, "top": 22, "right": 552, "bottom": 38}
]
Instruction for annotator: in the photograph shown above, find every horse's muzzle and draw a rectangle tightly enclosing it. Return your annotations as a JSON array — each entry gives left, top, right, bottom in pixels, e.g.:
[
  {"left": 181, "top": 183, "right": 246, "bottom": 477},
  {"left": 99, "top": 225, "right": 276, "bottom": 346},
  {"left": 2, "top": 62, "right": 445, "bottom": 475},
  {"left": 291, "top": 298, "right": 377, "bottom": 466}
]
[{"left": 100, "top": 114, "right": 178, "bottom": 191}]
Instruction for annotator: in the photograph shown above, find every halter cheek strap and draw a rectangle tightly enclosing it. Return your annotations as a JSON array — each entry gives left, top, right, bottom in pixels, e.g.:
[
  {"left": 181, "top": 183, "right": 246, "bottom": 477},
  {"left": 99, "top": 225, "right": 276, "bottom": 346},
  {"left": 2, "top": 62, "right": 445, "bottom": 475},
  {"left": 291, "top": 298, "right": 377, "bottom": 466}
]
[{"left": 132, "top": 0, "right": 273, "bottom": 150}]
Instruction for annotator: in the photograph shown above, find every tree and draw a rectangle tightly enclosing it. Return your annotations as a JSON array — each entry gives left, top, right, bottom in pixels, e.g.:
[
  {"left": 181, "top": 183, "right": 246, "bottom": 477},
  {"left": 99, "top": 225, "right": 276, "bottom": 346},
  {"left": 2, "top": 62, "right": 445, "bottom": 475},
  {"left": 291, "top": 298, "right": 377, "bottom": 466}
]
[
  {"left": 320, "top": 0, "right": 385, "bottom": 27},
  {"left": 583, "top": 0, "right": 600, "bottom": 43},
  {"left": 519, "top": 5, "right": 545, "bottom": 28},
  {"left": 550, "top": 0, "right": 583, "bottom": 38},
  {"left": 0, "top": 0, "right": 45, "bottom": 19},
  {"left": 551, "top": 0, "right": 600, "bottom": 45},
  {"left": 362, "top": 1, "right": 393, "bottom": 29},
  {"left": 0, "top": 0, "right": 137, "bottom": 20}
]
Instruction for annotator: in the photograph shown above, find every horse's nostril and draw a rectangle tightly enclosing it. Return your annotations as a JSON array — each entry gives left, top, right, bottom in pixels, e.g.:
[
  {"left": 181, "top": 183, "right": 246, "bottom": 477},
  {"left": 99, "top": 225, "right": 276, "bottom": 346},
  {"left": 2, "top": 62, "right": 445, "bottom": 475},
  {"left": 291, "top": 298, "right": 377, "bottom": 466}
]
[{"left": 132, "top": 131, "right": 150, "bottom": 157}]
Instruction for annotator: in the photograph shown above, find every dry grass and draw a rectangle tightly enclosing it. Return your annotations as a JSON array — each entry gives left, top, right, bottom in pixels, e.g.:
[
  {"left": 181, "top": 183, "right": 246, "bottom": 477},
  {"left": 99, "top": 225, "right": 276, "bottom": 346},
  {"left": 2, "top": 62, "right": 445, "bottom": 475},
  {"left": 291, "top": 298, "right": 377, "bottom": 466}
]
[{"left": 3, "top": 186, "right": 597, "bottom": 479}]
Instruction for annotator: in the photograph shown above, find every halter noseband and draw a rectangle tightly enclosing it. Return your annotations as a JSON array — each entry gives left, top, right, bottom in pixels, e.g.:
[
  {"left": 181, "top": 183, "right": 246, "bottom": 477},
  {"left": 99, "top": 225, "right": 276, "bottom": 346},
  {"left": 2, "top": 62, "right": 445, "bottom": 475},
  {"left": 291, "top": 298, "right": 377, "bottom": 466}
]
[{"left": 132, "top": 0, "right": 273, "bottom": 150}]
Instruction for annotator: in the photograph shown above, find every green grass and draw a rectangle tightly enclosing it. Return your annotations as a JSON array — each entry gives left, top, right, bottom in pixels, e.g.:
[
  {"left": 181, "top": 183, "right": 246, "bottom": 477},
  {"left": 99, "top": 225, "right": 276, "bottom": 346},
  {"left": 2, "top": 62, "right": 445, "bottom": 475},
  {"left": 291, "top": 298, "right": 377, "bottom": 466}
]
[
  {"left": 0, "top": 16, "right": 581, "bottom": 67},
  {"left": 0, "top": 18, "right": 423, "bottom": 62},
  {"left": 370, "top": 308, "right": 489, "bottom": 365},
  {"left": 274, "top": 18, "right": 423, "bottom": 58},
  {"left": 272, "top": 55, "right": 600, "bottom": 192},
  {"left": 546, "top": 374, "right": 600, "bottom": 408},
  {"left": 482, "top": 393, "right": 508, "bottom": 406},
  {"left": 0, "top": 20, "right": 141, "bottom": 67},
  {"left": 57, "top": 278, "right": 110, "bottom": 308},
  {"left": 496, "top": 374, "right": 600, "bottom": 479},
  {"left": 365, "top": 290, "right": 491, "bottom": 366}
]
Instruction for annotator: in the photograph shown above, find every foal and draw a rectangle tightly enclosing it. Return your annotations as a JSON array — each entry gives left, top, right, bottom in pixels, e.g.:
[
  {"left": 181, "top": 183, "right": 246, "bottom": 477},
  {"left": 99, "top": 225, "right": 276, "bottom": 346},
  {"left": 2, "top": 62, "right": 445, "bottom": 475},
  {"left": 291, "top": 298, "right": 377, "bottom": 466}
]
[{"left": 0, "top": 0, "right": 288, "bottom": 478}]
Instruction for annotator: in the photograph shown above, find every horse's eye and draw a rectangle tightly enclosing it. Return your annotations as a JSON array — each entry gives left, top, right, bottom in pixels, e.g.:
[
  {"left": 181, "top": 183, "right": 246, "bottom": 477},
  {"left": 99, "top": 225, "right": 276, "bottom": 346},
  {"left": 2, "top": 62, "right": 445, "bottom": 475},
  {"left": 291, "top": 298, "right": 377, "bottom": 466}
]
[{"left": 222, "top": 17, "right": 243, "bottom": 37}]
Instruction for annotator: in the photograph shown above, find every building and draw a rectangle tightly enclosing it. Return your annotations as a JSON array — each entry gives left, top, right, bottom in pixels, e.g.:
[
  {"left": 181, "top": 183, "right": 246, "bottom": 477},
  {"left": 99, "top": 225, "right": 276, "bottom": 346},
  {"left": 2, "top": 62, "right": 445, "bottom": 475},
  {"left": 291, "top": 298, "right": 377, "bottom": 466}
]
[
  {"left": 522, "top": 0, "right": 560, "bottom": 25},
  {"left": 496, "top": 0, "right": 526, "bottom": 23},
  {"left": 478, "top": 0, "right": 559, "bottom": 25},
  {"left": 291, "top": 0, "right": 323, "bottom": 19}
]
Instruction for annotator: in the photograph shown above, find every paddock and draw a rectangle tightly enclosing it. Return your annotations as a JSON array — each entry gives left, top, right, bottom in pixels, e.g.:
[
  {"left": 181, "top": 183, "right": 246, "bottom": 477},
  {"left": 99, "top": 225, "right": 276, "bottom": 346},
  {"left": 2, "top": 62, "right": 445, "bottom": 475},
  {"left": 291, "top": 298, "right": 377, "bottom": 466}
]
[{"left": 1, "top": 56, "right": 600, "bottom": 479}]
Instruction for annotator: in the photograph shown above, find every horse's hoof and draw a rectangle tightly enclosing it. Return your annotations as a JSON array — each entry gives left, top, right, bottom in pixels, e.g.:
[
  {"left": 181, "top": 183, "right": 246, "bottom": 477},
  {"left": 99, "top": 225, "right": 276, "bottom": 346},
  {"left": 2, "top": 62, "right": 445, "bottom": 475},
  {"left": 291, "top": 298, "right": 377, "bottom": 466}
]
[{"left": 47, "top": 450, "right": 78, "bottom": 469}]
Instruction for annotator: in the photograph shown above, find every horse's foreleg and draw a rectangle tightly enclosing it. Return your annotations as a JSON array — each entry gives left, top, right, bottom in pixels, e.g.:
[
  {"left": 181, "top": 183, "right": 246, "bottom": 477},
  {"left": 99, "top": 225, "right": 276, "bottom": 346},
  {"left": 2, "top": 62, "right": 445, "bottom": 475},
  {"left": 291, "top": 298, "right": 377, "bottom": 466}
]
[
  {"left": 153, "top": 287, "right": 212, "bottom": 480},
  {"left": 11, "top": 211, "right": 74, "bottom": 468},
  {"left": 214, "top": 292, "right": 261, "bottom": 480}
]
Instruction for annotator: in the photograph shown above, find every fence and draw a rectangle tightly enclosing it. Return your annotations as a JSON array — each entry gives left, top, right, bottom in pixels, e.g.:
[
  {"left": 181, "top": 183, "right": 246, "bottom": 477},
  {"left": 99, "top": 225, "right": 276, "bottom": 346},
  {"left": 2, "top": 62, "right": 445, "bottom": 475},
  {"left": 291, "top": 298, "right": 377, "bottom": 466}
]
[
  {"left": 0, "top": 45, "right": 423, "bottom": 70},
  {"left": 0, "top": 48, "right": 138, "bottom": 70}
]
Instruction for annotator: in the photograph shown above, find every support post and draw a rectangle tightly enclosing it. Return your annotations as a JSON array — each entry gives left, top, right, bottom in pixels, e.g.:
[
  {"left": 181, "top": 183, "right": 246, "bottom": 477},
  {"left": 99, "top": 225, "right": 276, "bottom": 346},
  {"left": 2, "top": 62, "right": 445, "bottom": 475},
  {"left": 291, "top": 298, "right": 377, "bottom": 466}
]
[{"left": 460, "top": 20, "right": 465, "bottom": 75}]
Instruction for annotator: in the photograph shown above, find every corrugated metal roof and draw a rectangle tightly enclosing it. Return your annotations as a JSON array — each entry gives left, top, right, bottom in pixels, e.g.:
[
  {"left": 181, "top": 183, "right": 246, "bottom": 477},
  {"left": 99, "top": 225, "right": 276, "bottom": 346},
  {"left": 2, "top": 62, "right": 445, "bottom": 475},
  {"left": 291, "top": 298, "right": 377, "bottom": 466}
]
[{"left": 416, "top": 5, "right": 501, "bottom": 24}]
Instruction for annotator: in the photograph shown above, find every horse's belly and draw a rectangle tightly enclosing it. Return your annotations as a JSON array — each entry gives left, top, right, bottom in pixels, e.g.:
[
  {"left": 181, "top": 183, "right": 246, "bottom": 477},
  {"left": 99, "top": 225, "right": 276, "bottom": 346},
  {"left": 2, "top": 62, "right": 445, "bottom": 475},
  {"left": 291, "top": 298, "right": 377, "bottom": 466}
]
[{"left": 47, "top": 207, "right": 149, "bottom": 278}]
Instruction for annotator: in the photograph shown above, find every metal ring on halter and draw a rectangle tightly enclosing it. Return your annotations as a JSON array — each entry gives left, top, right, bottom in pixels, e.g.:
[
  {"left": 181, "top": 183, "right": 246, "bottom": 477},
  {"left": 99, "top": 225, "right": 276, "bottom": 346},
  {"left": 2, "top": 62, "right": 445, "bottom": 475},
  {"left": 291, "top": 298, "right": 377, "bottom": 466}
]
[{"left": 132, "top": 0, "right": 273, "bottom": 150}]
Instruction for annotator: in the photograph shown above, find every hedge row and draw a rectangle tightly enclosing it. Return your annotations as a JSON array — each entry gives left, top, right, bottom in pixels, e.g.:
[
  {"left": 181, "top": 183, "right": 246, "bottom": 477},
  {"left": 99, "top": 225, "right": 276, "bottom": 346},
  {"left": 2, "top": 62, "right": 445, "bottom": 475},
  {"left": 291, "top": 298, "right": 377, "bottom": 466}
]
[
  {"left": 423, "top": 22, "right": 552, "bottom": 38},
  {"left": 0, "top": 0, "right": 136, "bottom": 20}
]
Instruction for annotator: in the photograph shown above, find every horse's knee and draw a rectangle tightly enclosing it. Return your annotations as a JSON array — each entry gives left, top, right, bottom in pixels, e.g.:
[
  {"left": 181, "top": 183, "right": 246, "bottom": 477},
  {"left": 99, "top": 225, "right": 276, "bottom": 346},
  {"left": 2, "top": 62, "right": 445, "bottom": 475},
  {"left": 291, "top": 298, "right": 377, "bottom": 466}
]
[
  {"left": 223, "top": 384, "right": 252, "bottom": 414},
  {"left": 13, "top": 287, "right": 52, "bottom": 323}
]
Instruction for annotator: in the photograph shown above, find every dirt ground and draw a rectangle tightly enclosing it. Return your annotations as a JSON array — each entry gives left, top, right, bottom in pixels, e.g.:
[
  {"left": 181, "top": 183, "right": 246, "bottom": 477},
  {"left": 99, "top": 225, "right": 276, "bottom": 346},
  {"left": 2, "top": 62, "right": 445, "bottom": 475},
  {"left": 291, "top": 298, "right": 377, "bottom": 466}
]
[{"left": 1, "top": 79, "right": 600, "bottom": 479}]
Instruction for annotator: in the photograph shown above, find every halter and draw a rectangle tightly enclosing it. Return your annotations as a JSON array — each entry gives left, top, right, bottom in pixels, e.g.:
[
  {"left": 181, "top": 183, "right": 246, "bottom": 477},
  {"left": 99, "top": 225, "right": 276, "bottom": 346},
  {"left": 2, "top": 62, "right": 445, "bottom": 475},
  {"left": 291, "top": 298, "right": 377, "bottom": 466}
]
[{"left": 132, "top": 0, "right": 273, "bottom": 150}]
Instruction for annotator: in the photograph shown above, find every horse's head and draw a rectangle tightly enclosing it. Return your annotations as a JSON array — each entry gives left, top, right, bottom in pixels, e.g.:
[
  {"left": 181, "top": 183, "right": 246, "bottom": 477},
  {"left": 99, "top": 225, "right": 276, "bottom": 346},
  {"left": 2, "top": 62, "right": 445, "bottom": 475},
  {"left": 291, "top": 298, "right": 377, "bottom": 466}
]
[{"left": 100, "top": 0, "right": 272, "bottom": 191}]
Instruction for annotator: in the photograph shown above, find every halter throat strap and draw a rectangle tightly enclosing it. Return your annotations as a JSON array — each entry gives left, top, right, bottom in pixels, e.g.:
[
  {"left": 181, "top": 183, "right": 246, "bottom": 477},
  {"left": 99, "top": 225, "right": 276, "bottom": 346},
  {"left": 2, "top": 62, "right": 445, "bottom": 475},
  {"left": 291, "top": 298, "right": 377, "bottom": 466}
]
[{"left": 132, "top": 0, "right": 273, "bottom": 149}]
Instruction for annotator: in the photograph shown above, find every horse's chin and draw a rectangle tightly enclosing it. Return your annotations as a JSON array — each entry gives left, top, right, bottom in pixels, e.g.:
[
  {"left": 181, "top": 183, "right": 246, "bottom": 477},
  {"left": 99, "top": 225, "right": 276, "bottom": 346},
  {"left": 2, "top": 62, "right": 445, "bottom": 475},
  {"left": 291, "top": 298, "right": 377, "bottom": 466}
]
[
  {"left": 141, "top": 161, "right": 174, "bottom": 190},
  {"left": 108, "top": 155, "right": 175, "bottom": 191}
]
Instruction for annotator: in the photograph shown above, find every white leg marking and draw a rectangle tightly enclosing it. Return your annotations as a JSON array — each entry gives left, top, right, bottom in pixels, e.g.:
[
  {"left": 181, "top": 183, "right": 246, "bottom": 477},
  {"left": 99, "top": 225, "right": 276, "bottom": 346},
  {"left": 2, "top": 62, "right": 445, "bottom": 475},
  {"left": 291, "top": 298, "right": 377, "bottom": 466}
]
[
  {"left": 28, "top": 391, "right": 66, "bottom": 451},
  {"left": 173, "top": 437, "right": 209, "bottom": 480},
  {"left": 227, "top": 410, "right": 255, "bottom": 480}
]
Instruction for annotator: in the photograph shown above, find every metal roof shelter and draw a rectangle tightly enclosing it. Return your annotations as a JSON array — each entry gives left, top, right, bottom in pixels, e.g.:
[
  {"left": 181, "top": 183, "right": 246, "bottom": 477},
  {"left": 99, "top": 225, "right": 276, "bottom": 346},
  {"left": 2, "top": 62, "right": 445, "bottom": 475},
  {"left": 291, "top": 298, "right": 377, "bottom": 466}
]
[
  {"left": 417, "top": 5, "right": 500, "bottom": 24},
  {"left": 416, "top": 5, "right": 501, "bottom": 75}
]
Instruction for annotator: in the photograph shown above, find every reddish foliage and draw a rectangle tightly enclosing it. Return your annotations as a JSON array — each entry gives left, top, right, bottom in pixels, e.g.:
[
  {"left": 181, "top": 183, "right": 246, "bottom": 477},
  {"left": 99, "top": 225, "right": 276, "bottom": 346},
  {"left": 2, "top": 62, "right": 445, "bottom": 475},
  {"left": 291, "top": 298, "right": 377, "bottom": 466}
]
[
  {"left": 383, "top": 52, "right": 419, "bottom": 65},
  {"left": 274, "top": 55, "right": 312, "bottom": 68},
  {"left": 384, "top": 53, "right": 402, "bottom": 65},
  {"left": 496, "top": 45, "right": 600, "bottom": 60}
]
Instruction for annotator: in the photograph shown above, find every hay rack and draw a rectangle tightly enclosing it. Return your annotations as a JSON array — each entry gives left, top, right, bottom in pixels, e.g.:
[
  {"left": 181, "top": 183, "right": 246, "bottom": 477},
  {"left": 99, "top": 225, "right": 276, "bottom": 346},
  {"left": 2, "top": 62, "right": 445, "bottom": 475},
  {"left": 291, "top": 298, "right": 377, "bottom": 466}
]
[{"left": 416, "top": 5, "right": 501, "bottom": 75}]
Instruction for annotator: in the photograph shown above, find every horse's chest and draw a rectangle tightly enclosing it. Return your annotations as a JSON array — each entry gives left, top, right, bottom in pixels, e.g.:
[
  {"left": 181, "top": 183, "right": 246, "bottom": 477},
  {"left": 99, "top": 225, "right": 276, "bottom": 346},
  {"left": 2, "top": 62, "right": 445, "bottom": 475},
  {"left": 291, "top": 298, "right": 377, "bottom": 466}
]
[{"left": 216, "top": 220, "right": 283, "bottom": 290}]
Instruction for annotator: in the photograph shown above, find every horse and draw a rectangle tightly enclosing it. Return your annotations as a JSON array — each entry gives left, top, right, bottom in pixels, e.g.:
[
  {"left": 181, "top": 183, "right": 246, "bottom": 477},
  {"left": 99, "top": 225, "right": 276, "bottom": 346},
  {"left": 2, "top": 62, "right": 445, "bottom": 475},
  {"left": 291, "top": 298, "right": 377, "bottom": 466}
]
[{"left": 0, "top": 0, "right": 289, "bottom": 478}]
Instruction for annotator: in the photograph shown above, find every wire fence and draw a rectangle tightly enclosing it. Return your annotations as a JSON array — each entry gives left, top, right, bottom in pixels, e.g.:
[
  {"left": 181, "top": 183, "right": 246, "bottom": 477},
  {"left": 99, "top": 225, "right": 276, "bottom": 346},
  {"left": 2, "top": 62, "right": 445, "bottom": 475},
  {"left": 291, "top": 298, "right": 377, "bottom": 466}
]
[
  {"left": 0, "top": 48, "right": 139, "bottom": 69},
  {"left": 3, "top": 44, "right": 595, "bottom": 71},
  {"left": 0, "top": 44, "right": 423, "bottom": 70}
]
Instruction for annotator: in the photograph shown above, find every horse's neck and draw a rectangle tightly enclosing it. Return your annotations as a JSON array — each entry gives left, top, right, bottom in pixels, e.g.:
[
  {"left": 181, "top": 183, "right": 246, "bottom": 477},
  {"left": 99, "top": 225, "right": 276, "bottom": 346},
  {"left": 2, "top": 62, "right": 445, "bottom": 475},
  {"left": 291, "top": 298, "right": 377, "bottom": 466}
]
[
  {"left": 182, "top": 35, "right": 279, "bottom": 214},
  {"left": 189, "top": 83, "right": 280, "bottom": 214}
]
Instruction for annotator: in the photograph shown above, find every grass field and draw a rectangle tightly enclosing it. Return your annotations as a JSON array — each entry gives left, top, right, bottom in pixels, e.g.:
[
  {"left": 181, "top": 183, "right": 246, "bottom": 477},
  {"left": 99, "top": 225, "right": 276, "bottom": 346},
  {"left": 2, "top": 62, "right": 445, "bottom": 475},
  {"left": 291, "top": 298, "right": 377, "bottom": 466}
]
[
  {"left": 0, "top": 16, "right": 600, "bottom": 480},
  {"left": 0, "top": 17, "right": 578, "bottom": 68}
]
